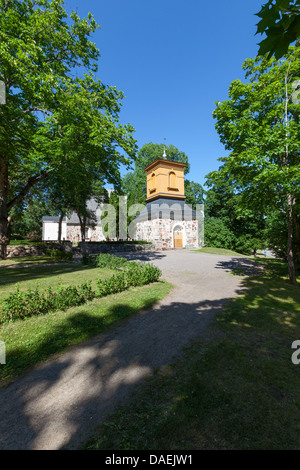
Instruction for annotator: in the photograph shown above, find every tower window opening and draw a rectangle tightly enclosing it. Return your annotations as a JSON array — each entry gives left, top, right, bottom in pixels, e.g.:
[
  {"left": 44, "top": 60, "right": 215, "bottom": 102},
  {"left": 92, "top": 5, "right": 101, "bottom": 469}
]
[
  {"left": 168, "top": 171, "right": 177, "bottom": 190},
  {"left": 150, "top": 173, "right": 156, "bottom": 193}
]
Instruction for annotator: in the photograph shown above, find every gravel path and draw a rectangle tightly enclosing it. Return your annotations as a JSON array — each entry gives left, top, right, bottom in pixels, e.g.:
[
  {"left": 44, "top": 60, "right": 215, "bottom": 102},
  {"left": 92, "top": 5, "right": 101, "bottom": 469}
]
[{"left": 0, "top": 250, "right": 262, "bottom": 450}]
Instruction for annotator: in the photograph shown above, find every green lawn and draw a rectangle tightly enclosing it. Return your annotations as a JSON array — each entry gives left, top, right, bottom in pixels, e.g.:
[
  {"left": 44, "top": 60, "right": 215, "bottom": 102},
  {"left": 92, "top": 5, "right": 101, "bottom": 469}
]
[
  {"left": 0, "top": 255, "right": 71, "bottom": 266},
  {"left": 0, "top": 262, "right": 113, "bottom": 298},
  {"left": 192, "top": 247, "right": 246, "bottom": 256},
  {"left": 84, "top": 259, "right": 300, "bottom": 450},
  {"left": 0, "top": 259, "right": 173, "bottom": 385},
  {"left": 8, "top": 240, "right": 48, "bottom": 246}
]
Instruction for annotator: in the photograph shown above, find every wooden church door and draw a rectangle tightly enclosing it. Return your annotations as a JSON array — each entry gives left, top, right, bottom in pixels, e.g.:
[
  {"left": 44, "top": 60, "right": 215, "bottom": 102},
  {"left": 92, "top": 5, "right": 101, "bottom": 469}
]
[{"left": 174, "top": 228, "right": 183, "bottom": 248}]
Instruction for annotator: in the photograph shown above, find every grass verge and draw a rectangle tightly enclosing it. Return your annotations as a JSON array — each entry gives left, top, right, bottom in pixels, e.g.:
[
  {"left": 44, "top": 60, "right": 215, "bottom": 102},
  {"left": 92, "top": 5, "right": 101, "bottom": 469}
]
[
  {"left": 0, "top": 263, "right": 115, "bottom": 299},
  {"left": 0, "top": 255, "right": 73, "bottom": 266},
  {"left": 192, "top": 247, "right": 246, "bottom": 257},
  {"left": 83, "top": 259, "right": 300, "bottom": 450},
  {"left": 0, "top": 280, "right": 172, "bottom": 386}
]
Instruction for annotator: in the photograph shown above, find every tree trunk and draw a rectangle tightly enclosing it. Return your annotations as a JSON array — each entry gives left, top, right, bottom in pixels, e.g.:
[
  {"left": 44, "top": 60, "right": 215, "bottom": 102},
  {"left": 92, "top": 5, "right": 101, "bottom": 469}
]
[
  {"left": 294, "top": 208, "right": 300, "bottom": 264},
  {"left": 58, "top": 213, "right": 64, "bottom": 243},
  {"left": 284, "top": 71, "right": 297, "bottom": 284},
  {"left": 0, "top": 156, "right": 9, "bottom": 259},
  {"left": 287, "top": 194, "right": 297, "bottom": 284},
  {"left": 78, "top": 213, "right": 86, "bottom": 254}
]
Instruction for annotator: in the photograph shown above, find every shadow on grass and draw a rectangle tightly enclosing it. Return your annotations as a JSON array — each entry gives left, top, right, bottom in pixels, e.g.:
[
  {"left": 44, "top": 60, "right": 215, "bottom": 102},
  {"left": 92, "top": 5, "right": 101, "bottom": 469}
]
[
  {"left": 0, "top": 263, "right": 98, "bottom": 291},
  {"left": 0, "top": 251, "right": 167, "bottom": 291},
  {"left": 215, "top": 256, "right": 266, "bottom": 277},
  {"left": 0, "top": 292, "right": 223, "bottom": 450},
  {"left": 0, "top": 260, "right": 299, "bottom": 450},
  {"left": 214, "top": 257, "right": 300, "bottom": 334},
  {"left": 82, "top": 269, "right": 300, "bottom": 451}
]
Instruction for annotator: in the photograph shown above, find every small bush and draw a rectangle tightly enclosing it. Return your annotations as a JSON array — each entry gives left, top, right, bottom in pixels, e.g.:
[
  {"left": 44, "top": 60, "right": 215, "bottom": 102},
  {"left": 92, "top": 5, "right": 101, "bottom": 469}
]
[
  {"left": 83, "top": 240, "right": 152, "bottom": 245},
  {"left": 82, "top": 253, "right": 95, "bottom": 265},
  {"left": 96, "top": 262, "right": 161, "bottom": 297},
  {"left": 0, "top": 281, "right": 95, "bottom": 323},
  {"left": 9, "top": 234, "right": 24, "bottom": 241},
  {"left": 45, "top": 248, "right": 73, "bottom": 261},
  {"left": 0, "top": 253, "right": 161, "bottom": 324},
  {"left": 95, "top": 253, "right": 129, "bottom": 269}
]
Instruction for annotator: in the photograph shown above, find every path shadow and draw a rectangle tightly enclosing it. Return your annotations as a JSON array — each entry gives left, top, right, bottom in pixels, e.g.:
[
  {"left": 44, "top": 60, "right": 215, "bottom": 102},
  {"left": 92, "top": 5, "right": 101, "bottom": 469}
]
[
  {"left": 214, "top": 257, "right": 265, "bottom": 277},
  {"left": 113, "top": 251, "right": 167, "bottom": 263},
  {"left": 0, "top": 295, "right": 226, "bottom": 450}
]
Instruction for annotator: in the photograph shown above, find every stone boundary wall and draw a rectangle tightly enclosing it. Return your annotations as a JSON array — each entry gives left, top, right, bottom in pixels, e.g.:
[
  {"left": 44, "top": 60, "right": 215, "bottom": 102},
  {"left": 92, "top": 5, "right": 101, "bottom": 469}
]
[
  {"left": 78, "top": 242, "right": 154, "bottom": 254},
  {"left": 7, "top": 241, "right": 72, "bottom": 258},
  {"left": 7, "top": 242, "right": 155, "bottom": 258}
]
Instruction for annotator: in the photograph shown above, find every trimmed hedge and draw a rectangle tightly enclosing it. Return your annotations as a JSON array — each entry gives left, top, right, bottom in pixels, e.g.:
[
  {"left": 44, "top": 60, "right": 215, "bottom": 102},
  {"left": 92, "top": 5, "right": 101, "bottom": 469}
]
[
  {"left": 0, "top": 255, "right": 162, "bottom": 324},
  {"left": 0, "top": 282, "right": 95, "bottom": 323},
  {"left": 96, "top": 262, "right": 162, "bottom": 297},
  {"left": 95, "top": 253, "right": 129, "bottom": 269},
  {"left": 45, "top": 248, "right": 73, "bottom": 261}
]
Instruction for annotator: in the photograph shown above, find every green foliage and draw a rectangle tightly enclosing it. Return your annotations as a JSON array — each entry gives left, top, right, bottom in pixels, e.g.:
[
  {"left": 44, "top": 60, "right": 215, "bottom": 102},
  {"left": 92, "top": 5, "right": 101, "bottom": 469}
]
[
  {"left": 204, "top": 173, "right": 265, "bottom": 255},
  {"left": 0, "top": 254, "right": 162, "bottom": 324},
  {"left": 234, "top": 235, "right": 263, "bottom": 255},
  {"left": 204, "top": 216, "right": 264, "bottom": 255},
  {"left": 256, "top": 1, "right": 300, "bottom": 59},
  {"left": 95, "top": 253, "right": 129, "bottom": 269},
  {"left": 9, "top": 240, "right": 47, "bottom": 246},
  {"left": 9, "top": 196, "right": 56, "bottom": 239},
  {"left": 212, "top": 47, "right": 300, "bottom": 280},
  {"left": 0, "top": 0, "right": 137, "bottom": 257},
  {"left": 184, "top": 179, "right": 205, "bottom": 210},
  {"left": 45, "top": 248, "right": 73, "bottom": 261},
  {"left": 204, "top": 217, "right": 235, "bottom": 250},
  {"left": 101, "top": 189, "right": 128, "bottom": 240},
  {"left": 136, "top": 142, "right": 190, "bottom": 174},
  {"left": 81, "top": 253, "right": 94, "bottom": 265},
  {"left": 0, "top": 282, "right": 95, "bottom": 323},
  {"left": 96, "top": 262, "right": 162, "bottom": 297},
  {"left": 264, "top": 210, "right": 300, "bottom": 262}
]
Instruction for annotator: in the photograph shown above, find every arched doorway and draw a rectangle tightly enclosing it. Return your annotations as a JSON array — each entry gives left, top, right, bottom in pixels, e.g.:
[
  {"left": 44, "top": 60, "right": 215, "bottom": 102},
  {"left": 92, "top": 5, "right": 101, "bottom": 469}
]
[{"left": 173, "top": 225, "right": 184, "bottom": 248}]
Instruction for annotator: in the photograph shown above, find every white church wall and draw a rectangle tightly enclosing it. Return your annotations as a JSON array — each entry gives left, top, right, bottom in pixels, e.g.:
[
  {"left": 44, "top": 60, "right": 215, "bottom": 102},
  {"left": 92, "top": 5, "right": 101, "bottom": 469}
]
[{"left": 42, "top": 220, "right": 67, "bottom": 241}]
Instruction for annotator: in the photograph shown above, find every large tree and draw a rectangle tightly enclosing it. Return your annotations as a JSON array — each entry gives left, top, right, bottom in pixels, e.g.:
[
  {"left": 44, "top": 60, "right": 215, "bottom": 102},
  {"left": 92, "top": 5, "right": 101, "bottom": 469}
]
[
  {"left": 204, "top": 171, "right": 266, "bottom": 255},
  {"left": 212, "top": 47, "right": 300, "bottom": 282},
  {"left": 256, "top": 0, "right": 300, "bottom": 59},
  {"left": 0, "top": 0, "right": 136, "bottom": 258}
]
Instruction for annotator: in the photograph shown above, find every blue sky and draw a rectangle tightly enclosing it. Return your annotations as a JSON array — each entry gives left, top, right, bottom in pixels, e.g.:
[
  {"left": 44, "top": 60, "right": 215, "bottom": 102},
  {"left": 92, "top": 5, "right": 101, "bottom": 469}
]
[{"left": 66, "top": 0, "right": 265, "bottom": 187}]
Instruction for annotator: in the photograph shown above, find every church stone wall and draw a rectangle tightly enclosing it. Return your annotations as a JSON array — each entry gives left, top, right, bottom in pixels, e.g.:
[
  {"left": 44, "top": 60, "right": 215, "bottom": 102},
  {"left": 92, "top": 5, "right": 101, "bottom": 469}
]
[
  {"left": 66, "top": 224, "right": 106, "bottom": 243},
  {"left": 66, "top": 225, "right": 81, "bottom": 243},
  {"left": 136, "top": 218, "right": 198, "bottom": 249}
]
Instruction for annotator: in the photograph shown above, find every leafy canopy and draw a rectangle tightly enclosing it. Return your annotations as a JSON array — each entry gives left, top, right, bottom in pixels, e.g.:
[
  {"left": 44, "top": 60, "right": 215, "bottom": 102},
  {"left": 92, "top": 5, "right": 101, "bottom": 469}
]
[
  {"left": 256, "top": 0, "right": 300, "bottom": 59},
  {"left": 0, "top": 0, "right": 137, "bottom": 213}
]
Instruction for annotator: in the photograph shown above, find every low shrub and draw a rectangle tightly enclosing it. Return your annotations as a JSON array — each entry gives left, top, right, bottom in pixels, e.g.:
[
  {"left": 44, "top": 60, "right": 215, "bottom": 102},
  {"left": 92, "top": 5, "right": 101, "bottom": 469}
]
[
  {"left": 81, "top": 253, "right": 95, "bottom": 265},
  {"left": 0, "top": 254, "right": 161, "bottom": 324},
  {"left": 95, "top": 253, "right": 129, "bottom": 269},
  {"left": 0, "top": 281, "right": 95, "bottom": 323},
  {"left": 45, "top": 248, "right": 73, "bottom": 261},
  {"left": 82, "top": 240, "right": 152, "bottom": 245},
  {"left": 96, "top": 262, "right": 161, "bottom": 297}
]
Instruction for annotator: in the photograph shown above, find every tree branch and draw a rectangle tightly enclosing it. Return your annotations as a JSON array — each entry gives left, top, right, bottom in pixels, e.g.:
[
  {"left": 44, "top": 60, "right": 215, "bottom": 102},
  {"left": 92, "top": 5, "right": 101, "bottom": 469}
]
[{"left": 7, "top": 169, "right": 52, "bottom": 212}]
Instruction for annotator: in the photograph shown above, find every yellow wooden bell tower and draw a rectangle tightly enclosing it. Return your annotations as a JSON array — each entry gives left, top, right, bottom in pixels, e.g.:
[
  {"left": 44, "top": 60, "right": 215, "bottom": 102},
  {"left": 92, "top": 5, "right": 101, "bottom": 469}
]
[{"left": 144, "top": 150, "right": 187, "bottom": 202}]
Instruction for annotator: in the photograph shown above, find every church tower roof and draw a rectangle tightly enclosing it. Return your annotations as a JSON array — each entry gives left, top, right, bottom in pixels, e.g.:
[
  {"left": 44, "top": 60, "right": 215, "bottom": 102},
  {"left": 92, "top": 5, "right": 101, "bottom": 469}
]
[{"left": 144, "top": 152, "right": 187, "bottom": 203}]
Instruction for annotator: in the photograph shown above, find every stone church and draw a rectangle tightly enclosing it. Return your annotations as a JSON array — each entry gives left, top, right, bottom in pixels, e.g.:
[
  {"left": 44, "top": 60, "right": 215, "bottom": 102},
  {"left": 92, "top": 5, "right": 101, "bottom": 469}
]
[
  {"left": 135, "top": 150, "right": 200, "bottom": 249},
  {"left": 42, "top": 152, "right": 202, "bottom": 248}
]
